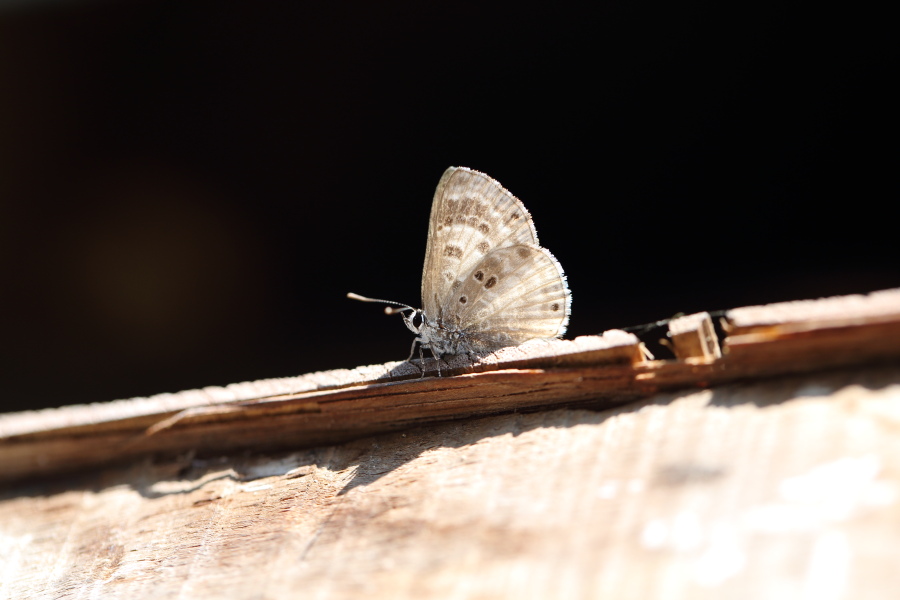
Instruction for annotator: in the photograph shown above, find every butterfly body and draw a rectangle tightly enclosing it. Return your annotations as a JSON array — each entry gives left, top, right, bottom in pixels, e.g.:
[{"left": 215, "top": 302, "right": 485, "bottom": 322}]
[{"left": 403, "top": 311, "right": 473, "bottom": 356}]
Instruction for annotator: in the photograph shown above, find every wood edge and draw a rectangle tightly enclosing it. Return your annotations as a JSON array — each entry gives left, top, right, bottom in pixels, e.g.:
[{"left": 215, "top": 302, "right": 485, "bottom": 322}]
[
  {"left": 2, "top": 289, "right": 900, "bottom": 484},
  {"left": 726, "top": 287, "right": 900, "bottom": 333},
  {"left": 0, "top": 331, "right": 643, "bottom": 440}
]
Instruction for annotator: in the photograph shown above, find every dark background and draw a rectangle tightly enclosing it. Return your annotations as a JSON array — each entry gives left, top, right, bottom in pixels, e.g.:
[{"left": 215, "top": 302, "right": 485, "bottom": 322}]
[{"left": 1, "top": 1, "right": 897, "bottom": 412}]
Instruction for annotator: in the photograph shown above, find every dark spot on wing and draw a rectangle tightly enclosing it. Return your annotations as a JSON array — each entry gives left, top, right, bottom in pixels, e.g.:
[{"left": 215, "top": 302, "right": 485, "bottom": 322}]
[
  {"left": 477, "top": 241, "right": 490, "bottom": 254},
  {"left": 459, "top": 295, "right": 467, "bottom": 304},
  {"left": 551, "top": 303, "right": 560, "bottom": 311},
  {"left": 485, "top": 276, "right": 498, "bottom": 289},
  {"left": 444, "top": 244, "right": 463, "bottom": 258},
  {"left": 517, "top": 247, "right": 531, "bottom": 259},
  {"left": 473, "top": 270, "right": 484, "bottom": 281},
  {"left": 443, "top": 216, "right": 453, "bottom": 227},
  {"left": 478, "top": 223, "right": 490, "bottom": 234}
]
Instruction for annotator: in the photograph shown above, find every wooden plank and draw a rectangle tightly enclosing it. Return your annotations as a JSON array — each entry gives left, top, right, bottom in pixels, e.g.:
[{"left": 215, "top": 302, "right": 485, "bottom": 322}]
[
  {"left": 2, "top": 363, "right": 898, "bottom": 599},
  {"left": 2, "top": 289, "right": 900, "bottom": 485},
  {"left": 0, "top": 332, "right": 648, "bottom": 485}
]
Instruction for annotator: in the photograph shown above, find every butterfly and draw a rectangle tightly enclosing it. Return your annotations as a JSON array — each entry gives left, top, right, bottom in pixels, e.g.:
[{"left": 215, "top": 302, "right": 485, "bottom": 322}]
[{"left": 349, "top": 166, "right": 571, "bottom": 374}]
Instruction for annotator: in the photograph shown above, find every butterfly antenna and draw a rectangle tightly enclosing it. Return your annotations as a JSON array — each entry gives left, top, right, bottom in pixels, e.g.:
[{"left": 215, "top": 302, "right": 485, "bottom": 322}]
[{"left": 346, "top": 292, "right": 416, "bottom": 315}]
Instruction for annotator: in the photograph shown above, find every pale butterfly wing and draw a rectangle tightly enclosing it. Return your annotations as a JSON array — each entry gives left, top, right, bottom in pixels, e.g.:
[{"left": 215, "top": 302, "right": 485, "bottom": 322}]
[
  {"left": 421, "top": 167, "right": 539, "bottom": 319},
  {"left": 439, "top": 244, "right": 570, "bottom": 351}
]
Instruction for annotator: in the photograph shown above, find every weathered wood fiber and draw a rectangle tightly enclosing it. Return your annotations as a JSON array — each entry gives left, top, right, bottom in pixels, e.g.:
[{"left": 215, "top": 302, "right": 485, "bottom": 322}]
[{"left": 1, "top": 364, "right": 898, "bottom": 599}]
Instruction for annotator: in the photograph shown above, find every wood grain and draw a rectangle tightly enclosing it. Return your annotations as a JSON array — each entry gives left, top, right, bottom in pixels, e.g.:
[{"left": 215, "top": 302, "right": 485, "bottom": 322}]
[{"left": 2, "top": 364, "right": 898, "bottom": 599}]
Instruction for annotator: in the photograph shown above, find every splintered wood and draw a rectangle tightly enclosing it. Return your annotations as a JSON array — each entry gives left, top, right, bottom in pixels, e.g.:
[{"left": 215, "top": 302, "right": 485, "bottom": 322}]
[{"left": 2, "top": 289, "right": 900, "bottom": 600}]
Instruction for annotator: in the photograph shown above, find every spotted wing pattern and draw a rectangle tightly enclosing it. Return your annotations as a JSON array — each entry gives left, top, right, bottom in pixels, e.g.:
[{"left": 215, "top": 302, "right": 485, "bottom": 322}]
[
  {"left": 421, "top": 167, "right": 539, "bottom": 320},
  {"left": 440, "top": 244, "right": 570, "bottom": 351}
]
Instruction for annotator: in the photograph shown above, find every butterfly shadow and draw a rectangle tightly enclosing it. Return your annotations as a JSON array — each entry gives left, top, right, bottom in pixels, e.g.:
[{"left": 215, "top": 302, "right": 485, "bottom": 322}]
[
  {"left": 332, "top": 390, "right": 687, "bottom": 496},
  {"left": 382, "top": 350, "right": 496, "bottom": 381},
  {"left": 335, "top": 360, "right": 898, "bottom": 496}
]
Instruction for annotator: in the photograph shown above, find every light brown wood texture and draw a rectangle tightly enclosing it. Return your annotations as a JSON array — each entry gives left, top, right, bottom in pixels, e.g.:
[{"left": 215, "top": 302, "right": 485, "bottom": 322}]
[
  {"left": 2, "top": 365, "right": 898, "bottom": 599},
  {"left": 1, "top": 289, "right": 900, "bottom": 599}
]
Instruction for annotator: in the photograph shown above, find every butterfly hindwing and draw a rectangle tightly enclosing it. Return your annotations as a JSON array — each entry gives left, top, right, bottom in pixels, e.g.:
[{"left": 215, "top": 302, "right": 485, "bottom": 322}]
[{"left": 440, "top": 244, "right": 570, "bottom": 351}]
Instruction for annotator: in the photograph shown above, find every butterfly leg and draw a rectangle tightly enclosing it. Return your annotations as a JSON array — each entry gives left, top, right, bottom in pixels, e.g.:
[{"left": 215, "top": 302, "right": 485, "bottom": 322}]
[
  {"left": 406, "top": 338, "right": 426, "bottom": 377},
  {"left": 418, "top": 343, "right": 428, "bottom": 378},
  {"left": 430, "top": 348, "right": 443, "bottom": 377}
]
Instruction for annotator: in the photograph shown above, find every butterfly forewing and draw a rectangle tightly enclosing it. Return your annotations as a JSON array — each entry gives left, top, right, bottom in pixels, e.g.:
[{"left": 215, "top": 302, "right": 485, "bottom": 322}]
[
  {"left": 421, "top": 167, "right": 539, "bottom": 319},
  {"left": 442, "top": 244, "right": 569, "bottom": 351}
]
